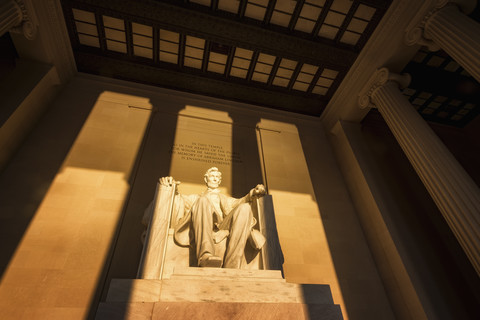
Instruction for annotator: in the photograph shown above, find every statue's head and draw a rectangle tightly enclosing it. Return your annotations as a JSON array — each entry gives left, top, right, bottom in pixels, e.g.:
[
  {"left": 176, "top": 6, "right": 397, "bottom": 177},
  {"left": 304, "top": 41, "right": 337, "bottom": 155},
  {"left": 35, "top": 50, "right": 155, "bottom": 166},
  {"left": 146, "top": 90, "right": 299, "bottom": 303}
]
[{"left": 204, "top": 167, "right": 222, "bottom": 189}]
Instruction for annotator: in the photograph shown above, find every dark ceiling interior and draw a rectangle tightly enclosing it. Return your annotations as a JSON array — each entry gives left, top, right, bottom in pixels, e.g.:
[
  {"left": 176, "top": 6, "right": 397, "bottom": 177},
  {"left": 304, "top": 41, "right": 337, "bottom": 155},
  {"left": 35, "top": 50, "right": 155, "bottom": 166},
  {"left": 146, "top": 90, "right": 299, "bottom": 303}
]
[
  {"left": 60, "top": 0, "right": 390, "bottom": 116},
  {"left": 58, "top": 0, "right": 479, "bottom": 127}
]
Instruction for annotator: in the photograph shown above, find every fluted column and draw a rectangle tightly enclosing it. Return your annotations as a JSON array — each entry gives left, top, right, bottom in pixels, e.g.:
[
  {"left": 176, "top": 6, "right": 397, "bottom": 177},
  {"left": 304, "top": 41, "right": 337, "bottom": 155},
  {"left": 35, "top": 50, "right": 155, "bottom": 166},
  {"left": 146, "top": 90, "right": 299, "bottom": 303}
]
[
  {"left": 0, "top": 0, "right": 23, "bottom": 36},
  {"left": 425, "top": 4, "right": 480, "bottom": 82},
  {"left": 0, "top": 0, "right": 37, "bottom": 40},
  {"left": 405, "top": 0, "right": 480, "bottom": 82},
  {"left": 359, "top": 68, "right": 480, "bottom": 276}
]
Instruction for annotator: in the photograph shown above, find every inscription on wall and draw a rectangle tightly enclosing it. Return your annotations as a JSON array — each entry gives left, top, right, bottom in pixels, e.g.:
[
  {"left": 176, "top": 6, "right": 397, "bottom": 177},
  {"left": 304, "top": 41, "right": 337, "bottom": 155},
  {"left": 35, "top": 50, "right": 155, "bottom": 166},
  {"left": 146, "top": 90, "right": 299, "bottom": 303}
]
[{"left": 170, "top": 142, "right": 243, "bottom": 166}]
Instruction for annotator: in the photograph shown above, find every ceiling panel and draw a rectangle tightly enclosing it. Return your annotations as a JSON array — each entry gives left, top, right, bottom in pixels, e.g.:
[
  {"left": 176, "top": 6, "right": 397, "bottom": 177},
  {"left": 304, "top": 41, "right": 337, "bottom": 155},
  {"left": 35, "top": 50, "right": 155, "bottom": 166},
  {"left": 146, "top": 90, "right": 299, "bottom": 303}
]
[{"left": 61, "top": 0, "right": 390, "bottom": 116}]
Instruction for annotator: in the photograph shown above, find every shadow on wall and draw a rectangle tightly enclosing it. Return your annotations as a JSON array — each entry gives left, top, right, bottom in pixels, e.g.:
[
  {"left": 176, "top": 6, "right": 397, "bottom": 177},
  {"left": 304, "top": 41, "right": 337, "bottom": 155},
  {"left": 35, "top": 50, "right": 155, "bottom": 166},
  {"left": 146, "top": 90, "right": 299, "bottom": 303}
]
[
  {"left": 94, "top": 104, "right": 267, "bottom": 319},
  {"left": 360, "top": 120, "right": 480, "bottom": 319},
  {"left": 0, "top": 85, "right": 98, "bottom": 279},
  {"left": 297, "top": 124, "right": 395, "bottom": 320},
  {"left": 0, "top": 81, "right": 183, "bottom": 319},
  {"left": 301, "top": 284, "right": 343, "bottom": 319},
  {"left": 0, "top": 80, "right": 370, "bottom": 320},
  {"left": 86, "top": 94, "right": 185, "bottom": 319}
]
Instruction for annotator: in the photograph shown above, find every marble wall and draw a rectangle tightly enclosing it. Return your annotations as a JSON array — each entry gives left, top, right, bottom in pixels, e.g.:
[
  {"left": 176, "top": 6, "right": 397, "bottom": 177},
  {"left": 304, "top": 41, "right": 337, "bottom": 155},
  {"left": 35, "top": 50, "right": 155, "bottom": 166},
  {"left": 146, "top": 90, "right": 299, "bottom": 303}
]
[{"left": 0, "top": 74, "right": 393, "bottom": 319}]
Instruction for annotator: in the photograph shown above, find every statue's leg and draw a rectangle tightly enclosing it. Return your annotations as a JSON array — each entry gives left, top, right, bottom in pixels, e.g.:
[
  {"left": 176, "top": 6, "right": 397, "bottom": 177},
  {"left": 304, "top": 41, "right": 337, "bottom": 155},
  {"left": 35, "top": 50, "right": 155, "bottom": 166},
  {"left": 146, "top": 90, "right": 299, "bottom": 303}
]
[
  {"left": 191, "top": 196, "right": 221, "bottom": 267},
  {"left": 220, "top": 203, "right": 252, "bottom": 268}
]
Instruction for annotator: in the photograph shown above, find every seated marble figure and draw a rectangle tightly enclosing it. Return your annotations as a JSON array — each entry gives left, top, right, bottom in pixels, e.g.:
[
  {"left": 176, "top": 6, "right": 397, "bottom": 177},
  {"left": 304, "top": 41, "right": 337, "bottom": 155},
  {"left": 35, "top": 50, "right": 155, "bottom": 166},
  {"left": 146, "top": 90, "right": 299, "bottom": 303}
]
[{"left": 161, "top": 167, "right": 266, "bottom": 269}]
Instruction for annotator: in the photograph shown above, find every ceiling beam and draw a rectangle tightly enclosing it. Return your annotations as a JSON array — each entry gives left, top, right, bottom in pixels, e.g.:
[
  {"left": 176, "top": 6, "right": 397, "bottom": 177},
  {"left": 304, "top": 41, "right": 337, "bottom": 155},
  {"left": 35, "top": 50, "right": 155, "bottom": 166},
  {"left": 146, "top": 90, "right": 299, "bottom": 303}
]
[
  {"left": 312, "top": 0, "right": 334, "bottom": 38},
  {"left": 67, "top": 0, "right": 356, "bottom": 68},
  {"left": 75, "top": 51, "right": 327, "bottom": 116}
]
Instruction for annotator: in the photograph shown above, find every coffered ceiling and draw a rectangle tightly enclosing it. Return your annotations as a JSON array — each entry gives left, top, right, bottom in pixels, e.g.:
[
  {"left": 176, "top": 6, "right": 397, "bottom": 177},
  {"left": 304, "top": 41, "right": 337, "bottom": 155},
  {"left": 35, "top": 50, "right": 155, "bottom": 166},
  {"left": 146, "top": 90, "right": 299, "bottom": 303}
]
[
  {"left": 60, "top": 0, "right": 390, "bottom": 116},
  {"left": 60, "top": 0, "right": 479, "bottom": 127}
]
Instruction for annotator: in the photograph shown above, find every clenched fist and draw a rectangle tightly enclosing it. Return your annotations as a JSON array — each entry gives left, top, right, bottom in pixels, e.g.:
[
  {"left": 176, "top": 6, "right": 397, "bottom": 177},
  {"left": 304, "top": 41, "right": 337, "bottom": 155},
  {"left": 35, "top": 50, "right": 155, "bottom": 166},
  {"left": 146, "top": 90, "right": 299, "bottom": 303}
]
[{"left": 159, "top": 176, "right": 176, "bottom": 187}]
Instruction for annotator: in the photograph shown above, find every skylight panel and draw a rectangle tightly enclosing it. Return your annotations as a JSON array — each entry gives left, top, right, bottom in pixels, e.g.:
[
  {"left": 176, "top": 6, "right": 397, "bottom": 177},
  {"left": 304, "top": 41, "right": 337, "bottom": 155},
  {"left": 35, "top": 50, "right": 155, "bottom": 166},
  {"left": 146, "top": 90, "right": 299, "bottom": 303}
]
[
  {"left": 312, "top": 68, "right": 338, "bottom": 95},
  {"left": 103, "top": 16, "right": 126, "bottom": 53},
  {"left": 184, "top": 35, "right": 205, "bottom": 69},
  {"left": 218, "top": 0, "right": 240, "bottom": 14},
  {"left": 336, "top": 3, "right": 376, "bottom": 45},
  {"left": 159, "top": 29, "right": 179, "bottom": 64},
  {"left": 272, "top": 58, "right": 297, "bottom": 87},
  {"left": 190, "top": 0, "right": 211, "bottom": 7},
  {"left": 330, "top": 0, "right": 352, "bottom": 14},
  {"left": 252, "top": 53, "right": 276, "bottom": 83},
  {"left": 245, "top": 0, "right": 268, "bottom": 21},
  {"left": 339, "top": 31, "right": 361, "bottom": 46},
  {"left": 355, "top": 4, "right": 376, "bottom": 20},
  {"left": 292, "top": 63, "right": 318, "bottom": 92},
  {"left": 230, "top": 47, "right": 253, "bottom": 79},
  {"left": 72, "top": 8, "right": 95, "bottom": 24},
  {"left": 426, "top": 56, "right": 445, "bottom": 67},
  {"left": 270, "top": 0, "right": 295, "bottom": 27},
  {"left": 73, "top": 9, "right": 99, "bottom": 48},
  {"left": 324, "top": 11, "right": 345, "bottom": 27},
  {"left": 347, "top": 18, "right": 368, "bottom": 34},
  {"left": 295, "top": 3, "right": 323, "bottom": 33},
  {"left": 132, "top": 23, "right": 152, "bottom": 59},
  {"left": 412, "top": 50, "right": 428, "bottom": 63},
  {"left": 318, "top": 9, "right": 346, "bottom": 40},
  {"left": 444, "top": 61, "right": 460, "bottom": 72},
  {"left": 318, "top": 25, "right": 338, "bottom": 40},
  {"left": 208, "top": 52, "right": 228, "bottom": 74}
]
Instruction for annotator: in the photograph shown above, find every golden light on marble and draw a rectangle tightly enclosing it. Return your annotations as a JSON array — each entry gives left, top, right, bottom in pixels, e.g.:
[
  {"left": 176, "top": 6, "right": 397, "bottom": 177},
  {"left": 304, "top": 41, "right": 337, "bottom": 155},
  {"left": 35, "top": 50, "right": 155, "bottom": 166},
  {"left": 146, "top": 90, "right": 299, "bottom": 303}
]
[
  {"left": 0, "top": 91, "right": 152, "bottom": 319},
  {"left": 169, "top": 106, "right": 234, "bottom": 195}
]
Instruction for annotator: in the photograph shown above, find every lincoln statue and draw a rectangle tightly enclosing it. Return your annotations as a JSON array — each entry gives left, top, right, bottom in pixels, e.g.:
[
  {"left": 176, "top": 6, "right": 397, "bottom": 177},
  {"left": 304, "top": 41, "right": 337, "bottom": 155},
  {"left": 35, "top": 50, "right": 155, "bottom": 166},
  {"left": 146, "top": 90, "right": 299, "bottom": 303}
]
[{"left": 160, "top": 167, "right": 266, "bottom": 269}]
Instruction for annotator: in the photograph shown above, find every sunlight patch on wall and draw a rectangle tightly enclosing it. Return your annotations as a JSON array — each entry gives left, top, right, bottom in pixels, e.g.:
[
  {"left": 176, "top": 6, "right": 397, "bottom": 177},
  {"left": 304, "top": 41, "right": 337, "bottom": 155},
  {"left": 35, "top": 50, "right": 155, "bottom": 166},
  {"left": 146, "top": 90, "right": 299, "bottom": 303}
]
[
  {"left": 0, "top": 91, "right": 153, "bottom": 318},
  {"left": 257, "top": 118, "right": 346, "bottom": 317},
  {"left": 168, "top": 106, "right": 234, "bottom": 195}
]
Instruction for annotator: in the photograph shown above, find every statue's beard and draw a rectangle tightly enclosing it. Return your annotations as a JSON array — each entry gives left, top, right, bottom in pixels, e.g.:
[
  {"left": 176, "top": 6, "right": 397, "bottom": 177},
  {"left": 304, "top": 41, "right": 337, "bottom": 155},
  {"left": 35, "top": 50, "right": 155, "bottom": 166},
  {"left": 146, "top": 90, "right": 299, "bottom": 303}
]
[{"left": 207, "top": 182, "right": 220, "bottom": 189}]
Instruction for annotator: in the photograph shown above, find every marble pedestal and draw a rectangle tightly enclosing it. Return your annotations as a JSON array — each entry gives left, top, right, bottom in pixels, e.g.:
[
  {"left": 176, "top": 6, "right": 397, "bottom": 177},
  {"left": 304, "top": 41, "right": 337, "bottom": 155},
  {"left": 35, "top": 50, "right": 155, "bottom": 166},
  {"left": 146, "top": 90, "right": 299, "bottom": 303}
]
[{"left": 96, "top": 267, "right": 343, "bottom": 320}]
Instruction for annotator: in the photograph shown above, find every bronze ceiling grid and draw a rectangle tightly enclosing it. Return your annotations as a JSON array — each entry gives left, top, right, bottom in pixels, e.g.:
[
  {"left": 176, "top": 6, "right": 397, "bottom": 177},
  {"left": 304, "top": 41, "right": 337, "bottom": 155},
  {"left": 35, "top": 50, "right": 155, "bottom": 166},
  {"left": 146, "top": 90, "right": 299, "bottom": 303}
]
[
  {"left": 185, "top": 0, "right": 387, "bottom": 50},
  {"left": 61, "top": 0, "right": 390, "bottom": 116}
]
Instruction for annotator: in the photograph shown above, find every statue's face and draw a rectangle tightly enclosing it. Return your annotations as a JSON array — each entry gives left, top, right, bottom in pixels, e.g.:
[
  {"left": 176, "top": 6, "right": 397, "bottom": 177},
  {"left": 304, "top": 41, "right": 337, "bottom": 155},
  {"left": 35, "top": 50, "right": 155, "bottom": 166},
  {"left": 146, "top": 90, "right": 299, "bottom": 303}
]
[{"left": 205, "top": 171, "right": 221, "bottom": 189}]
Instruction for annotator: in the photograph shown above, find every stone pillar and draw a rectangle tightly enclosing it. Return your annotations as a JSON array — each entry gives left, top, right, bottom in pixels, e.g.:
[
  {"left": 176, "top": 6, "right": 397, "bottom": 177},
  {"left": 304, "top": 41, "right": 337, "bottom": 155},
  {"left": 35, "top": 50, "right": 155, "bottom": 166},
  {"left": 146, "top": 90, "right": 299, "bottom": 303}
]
[
  {"left": 0, "top": 0, "right": 23, "bottom": 36},
  {"left": 0, "top": 0, "right": 37, "bottom": 40},
  {"left": 359, "top": 68, "right": 480, "bottom": 276},
  {"left": 405, "top": 0, "right": 480, "bottom": 82}
]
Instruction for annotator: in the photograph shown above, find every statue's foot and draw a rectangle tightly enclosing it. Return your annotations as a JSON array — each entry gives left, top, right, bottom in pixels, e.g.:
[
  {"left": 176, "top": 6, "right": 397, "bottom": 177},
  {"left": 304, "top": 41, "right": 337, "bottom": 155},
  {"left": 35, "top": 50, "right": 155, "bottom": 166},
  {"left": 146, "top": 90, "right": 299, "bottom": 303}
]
[{"left": 198, "top": 254, "right": 223, "bottom": 268}]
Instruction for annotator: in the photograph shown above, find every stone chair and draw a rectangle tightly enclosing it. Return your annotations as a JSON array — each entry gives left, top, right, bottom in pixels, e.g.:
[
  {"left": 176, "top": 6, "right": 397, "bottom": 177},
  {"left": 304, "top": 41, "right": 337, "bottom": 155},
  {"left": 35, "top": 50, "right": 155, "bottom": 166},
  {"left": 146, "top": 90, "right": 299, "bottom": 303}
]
[{"left": 137, "top": 180, "right": 283, "bottom": 280}]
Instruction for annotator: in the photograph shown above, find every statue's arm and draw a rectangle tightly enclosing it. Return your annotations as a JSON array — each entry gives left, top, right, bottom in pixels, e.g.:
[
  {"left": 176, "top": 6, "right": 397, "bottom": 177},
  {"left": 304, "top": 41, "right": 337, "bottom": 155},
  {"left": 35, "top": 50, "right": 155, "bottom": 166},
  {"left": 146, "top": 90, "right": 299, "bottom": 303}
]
[
  {"left": 247, "top": 184, "right": 266, "bottom": 201},
  {"left": 229, "top": 184, "right": 266, "bottom": 209}
]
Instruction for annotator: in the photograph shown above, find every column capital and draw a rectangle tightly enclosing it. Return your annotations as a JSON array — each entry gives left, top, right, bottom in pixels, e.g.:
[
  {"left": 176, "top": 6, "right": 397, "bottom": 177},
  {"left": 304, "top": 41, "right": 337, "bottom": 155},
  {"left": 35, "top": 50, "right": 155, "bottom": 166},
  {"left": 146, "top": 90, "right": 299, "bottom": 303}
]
[
  {"left": 404, "top": 0, "right": 476, "bottom": 50},
  {"left": 8, "top": 0, "right": 38, "bottom": 40},
  {"left": 358, "top": 68, "right": 411, "bottom": 109}
]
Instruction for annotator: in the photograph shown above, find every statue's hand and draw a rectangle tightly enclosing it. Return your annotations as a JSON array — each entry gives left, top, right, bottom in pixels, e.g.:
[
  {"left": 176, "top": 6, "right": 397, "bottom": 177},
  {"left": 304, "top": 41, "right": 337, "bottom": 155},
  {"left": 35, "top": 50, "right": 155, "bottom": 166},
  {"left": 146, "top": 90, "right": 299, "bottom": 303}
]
[
  {"left": 249, "top": 184, "right": 266, "bottom": 199},
  {"left": 159, "top": 176, "right": 176, "bottom": 187}
]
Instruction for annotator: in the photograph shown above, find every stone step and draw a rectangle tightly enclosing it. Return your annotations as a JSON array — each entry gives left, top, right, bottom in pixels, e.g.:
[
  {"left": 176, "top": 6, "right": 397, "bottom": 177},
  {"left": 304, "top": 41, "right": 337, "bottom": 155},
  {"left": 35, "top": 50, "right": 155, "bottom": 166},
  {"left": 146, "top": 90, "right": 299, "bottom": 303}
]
[
  {"left": 97, "top": 301, "right": 343, "bottom": 320},
  {"left": 106, "top": 278, "right": 335, "bottom": 305},
  {"left": 106, "top": 279, "right": 162, "bottom": 303},
  {"left": 96, "top": 302, "right": 154, "bottom": 320},
  {"left": 170, "top": 266, "right": 285, "bottom": 282},
  {"left": 160, "top": 279, "right": 335, "bottom": 304}
]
